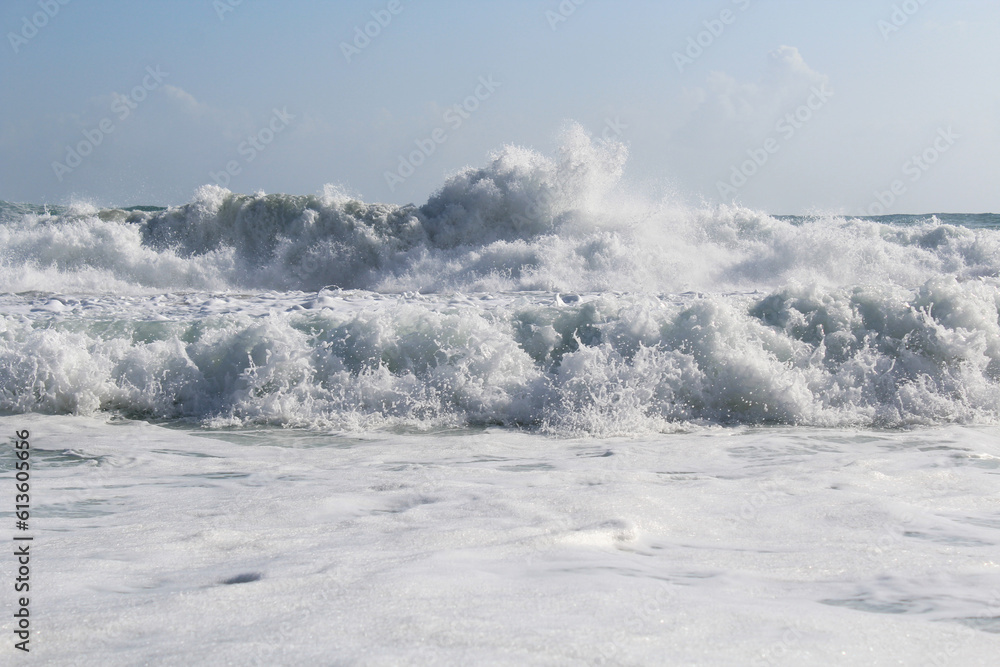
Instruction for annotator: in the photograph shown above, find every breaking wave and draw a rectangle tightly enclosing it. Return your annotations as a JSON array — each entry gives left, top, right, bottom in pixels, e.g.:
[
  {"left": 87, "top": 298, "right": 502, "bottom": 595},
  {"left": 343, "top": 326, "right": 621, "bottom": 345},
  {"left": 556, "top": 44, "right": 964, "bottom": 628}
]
[{"left": 2, "top": 124, "right": 1000, "bottom": 432}]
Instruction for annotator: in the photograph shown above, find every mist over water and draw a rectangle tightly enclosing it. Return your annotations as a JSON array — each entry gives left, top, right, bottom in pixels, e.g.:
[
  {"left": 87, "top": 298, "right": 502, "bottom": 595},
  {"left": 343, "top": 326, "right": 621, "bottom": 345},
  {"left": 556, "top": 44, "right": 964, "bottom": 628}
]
[{"left": 2, "top": 125, "right": 1000, "bottom": 432}]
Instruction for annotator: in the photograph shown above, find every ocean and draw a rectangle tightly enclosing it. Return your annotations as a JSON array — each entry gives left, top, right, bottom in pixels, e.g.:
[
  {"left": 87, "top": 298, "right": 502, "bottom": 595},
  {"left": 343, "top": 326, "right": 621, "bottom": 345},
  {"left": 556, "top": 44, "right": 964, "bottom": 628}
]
[{"left": 2, "top": 132, "right": 1000, "bottom": 664}]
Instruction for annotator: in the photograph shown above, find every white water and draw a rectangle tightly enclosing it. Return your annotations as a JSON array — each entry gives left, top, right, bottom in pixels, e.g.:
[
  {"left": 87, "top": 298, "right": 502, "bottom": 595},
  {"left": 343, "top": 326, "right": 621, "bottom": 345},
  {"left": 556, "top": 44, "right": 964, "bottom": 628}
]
[
  {"left": 3, "top": 125, "right": 1000, "bottom": 663},
  {"left": 3, "top": 415, "right": 999, "bottom": 665},
  {"left": 3, "top": 127, "right": 1000, "bottom": 431},
  {"left": 2, "top": 285, "right": 1000, "bottom": 432},
  {"left": 2, "top": 125, "right": 999, "bottom": 297}
]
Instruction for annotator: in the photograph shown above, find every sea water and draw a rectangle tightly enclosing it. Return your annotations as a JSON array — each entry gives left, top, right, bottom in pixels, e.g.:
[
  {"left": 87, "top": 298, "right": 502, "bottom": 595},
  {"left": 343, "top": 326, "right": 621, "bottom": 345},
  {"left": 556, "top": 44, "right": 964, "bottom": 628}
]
[{"left": 1, "top": 126, "right": 999, "bottom": 664}]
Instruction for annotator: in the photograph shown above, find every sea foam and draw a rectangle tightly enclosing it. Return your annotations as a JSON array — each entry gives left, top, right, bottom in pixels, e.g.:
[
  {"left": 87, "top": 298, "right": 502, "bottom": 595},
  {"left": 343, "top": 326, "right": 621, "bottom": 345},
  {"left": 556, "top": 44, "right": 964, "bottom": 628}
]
[{"left": 2, "top": 124, "right": 1000, "bottom": 431}]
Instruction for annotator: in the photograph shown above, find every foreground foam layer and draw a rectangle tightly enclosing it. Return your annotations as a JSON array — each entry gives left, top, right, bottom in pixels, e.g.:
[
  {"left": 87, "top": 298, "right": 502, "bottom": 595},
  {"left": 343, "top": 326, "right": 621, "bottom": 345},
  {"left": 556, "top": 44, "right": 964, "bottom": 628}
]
[
  {"left": 6, "top": 416, "right": 999, "bottom": 665},
  {"left": 2, "top": 286, "right": 999, "bottom": 431}
]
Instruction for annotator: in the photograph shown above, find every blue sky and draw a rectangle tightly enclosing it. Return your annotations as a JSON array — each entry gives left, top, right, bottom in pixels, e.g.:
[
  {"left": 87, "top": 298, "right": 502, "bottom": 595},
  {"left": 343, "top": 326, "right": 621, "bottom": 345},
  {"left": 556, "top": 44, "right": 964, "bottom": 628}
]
[{"left": 2, "top": 0, "right": 998, "bottom": 213}]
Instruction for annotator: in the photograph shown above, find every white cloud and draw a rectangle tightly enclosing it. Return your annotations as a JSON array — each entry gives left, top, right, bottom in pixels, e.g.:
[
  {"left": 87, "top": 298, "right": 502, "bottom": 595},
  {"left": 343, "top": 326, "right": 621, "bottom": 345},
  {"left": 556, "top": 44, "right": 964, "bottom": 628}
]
[
  {"left": 686, "top": 46, "right": 828, "bottom": 130},
  {"left": 664, "top": 46, "right": 833, "bottom": 201},
  {"left": 162, "top": 85, "right": 203, "bottom": 113}
]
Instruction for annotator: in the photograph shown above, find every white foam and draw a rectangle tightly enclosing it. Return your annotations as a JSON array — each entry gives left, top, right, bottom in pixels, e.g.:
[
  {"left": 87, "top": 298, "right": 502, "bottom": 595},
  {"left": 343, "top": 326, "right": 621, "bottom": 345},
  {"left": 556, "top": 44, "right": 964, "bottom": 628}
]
[
  {"left": 2, "top": 126, "right": 1000, "bottom": 430},
  {"left": 2, "top": 287, "right": 1000, "bottom": 430},
  {"left": 8, "top": 416, "right": 1000, "bottom": 664},
  {"left": 3, "top": 126, "right": 998, "bottom": 296}
]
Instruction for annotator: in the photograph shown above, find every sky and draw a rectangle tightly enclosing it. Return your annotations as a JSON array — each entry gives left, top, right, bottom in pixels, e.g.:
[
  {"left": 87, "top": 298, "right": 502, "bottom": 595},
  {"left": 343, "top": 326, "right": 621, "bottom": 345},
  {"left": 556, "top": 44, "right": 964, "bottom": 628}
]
[{"left": 1, "top": 0, "right": 998, "bottom": 214}]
